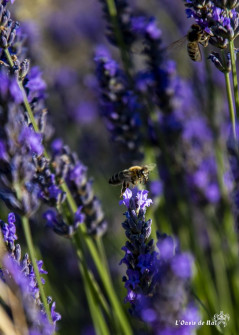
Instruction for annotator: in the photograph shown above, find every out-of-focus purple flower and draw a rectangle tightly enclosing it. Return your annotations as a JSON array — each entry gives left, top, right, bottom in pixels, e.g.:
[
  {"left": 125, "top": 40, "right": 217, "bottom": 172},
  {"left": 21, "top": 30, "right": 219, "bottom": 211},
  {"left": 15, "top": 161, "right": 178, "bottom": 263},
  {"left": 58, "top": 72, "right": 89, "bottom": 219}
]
[
  {"left": 0, "top": 213, "right": 60, "bottom": 334},
  {"left": 2, "top": 0, "right": 15, "bottom": 4},
  {"left": 171, "top": 253, "right": 194, "bottom": 279},
  {"left": 0, "top": 68, "right": 40, "bottom": 216},
  {"left": 150, "top": 180, "right": 162, "bottom": 198},
  {"left": 74, "top": 206, "right": 85, "bottom": 224},
  {"left": 19, "top": 126, "right": 44, "bottom": 156},
  {"left": 51, "top": 138, "right": 64, "bottom": 154},
  {"left": 43, "top": 202, "right": 84, "bottom": 237},
  {"left": 25, "top": 66, "right": 46, "bottom": 101},
  {"left": 156, "top": 233, "right": 174, "bottom": 261},
  {"left": 69, "top": 162, "right": 88, "bottom": 187},
  {"left": 73, "top": 101, "right": 97, "bottom": 124},
  {"left": 95, "top": 52, "right": 144, "bottom": 163},
  {"left": 145, "top": 18, "right": 162, "bottom": 40},
  {"left": 51, "top": 301, "right": 62, "bottom": 324},
  {"left": 0, "top": 71, "right": 23, "bottom": 103},
  {"left": 0, "top": 212, "right": 17, "bottom": 250}
]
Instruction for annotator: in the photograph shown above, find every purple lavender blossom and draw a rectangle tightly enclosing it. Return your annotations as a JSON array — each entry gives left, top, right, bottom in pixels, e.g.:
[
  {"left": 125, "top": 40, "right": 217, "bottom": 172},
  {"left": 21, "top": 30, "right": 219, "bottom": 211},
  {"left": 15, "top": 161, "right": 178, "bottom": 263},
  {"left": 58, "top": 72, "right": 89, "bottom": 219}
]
[
  {"left": 49, "top": 144, "right": 107, "bottom": 237},
  {"left": 120, "top": 189, "right": 199, "bottom": 334},
  {"left": 0, "top": 1, "right": 19, "bottom": 49},
  {"left": 95, "top": 51, "right": 144, "bottom": 163},
  {"left": 19, "top": 126, "right": 44, "bottom": 156},
  {"left": 0, "top": 68, "right": 40, "bottom": 216},
  {"left": 44, "top": 206, "right": 84, "bottom": 237},
  {"left": 0, "top": 212, "right": 61, "bottom": 333},
  {"left": 0, "top": 212, "right": 17, "bottom": 251}
]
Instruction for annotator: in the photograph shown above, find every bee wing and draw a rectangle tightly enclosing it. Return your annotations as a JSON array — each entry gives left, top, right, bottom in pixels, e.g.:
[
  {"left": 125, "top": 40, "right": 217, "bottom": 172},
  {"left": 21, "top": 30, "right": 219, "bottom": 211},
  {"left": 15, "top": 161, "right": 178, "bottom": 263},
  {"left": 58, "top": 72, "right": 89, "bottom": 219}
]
[
  {"left": 194, "top": 43, "right": 202, "bottom": 62},
  {"left": 121, "top": 169, "right": 133, "bottom": 181},
  {"left": 197, "top": 46, "right": 202, "bottom": 62},
  {"left": 166, "top": 35, "right": 187, "bottom": 52},
  {"left": 144, "top": 163, "right": 156, "bottom": 172}
]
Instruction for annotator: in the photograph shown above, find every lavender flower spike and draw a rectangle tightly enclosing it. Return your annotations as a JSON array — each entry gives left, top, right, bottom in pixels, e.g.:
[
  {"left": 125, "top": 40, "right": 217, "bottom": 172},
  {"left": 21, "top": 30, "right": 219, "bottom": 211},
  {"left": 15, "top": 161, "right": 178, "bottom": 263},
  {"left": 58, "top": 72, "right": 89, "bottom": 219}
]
[
  {"left": 0, "top": 212, "right": 61, "bottom": 334},
  {"left": 95, "top": 51, "right": 144, "bottom": 164},
  {"left": 120, "top": 189, "right": 199, "bottom": 334}
]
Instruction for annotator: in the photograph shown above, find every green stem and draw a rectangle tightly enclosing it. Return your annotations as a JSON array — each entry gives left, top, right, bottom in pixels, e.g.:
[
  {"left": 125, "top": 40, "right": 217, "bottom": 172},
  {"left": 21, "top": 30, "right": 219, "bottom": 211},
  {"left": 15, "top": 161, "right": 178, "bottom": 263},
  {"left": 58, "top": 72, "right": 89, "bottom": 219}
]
[
  {"left": 105, "top": 0, "right": 131, "bottom": 77},
  {"left": 74, "top": 231, "right": 132, "bottom": 335},
  {"left": 4, "top": 50, "right": 36, "bottom": 127},
  {"left": 229, "top": 39, "right": 239, "bottom": 118},
  {"left": 22, "top": 216, "right": 51, "bottom": 320},
  {"left": 95, "top": 238, "right": 110, "bottom": 277},
  {"left": 4, "top": 48, "right": 14, "bottom": 67},
  {"left": 76, "top": 244, "right": 111, "bottom": 335},
  {"left": 224, "top": 71, "right": 237, "bottom": 140},
  {"left": 73, "top": 238, "right": 112, "bottom": 320}
]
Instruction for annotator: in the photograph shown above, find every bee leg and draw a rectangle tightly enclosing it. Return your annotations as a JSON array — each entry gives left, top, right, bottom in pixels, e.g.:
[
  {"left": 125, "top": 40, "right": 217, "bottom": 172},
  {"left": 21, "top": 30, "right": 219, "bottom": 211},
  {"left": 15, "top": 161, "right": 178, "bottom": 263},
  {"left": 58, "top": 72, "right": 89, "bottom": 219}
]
[{"left": 120, "top": 181, "right": 127, "bottom": 197}]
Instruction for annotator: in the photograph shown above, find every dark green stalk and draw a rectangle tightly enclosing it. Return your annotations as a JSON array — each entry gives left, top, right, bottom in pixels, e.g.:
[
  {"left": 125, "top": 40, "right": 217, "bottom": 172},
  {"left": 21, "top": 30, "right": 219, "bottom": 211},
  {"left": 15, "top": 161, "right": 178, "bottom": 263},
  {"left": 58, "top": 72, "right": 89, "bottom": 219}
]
[
  {"left": 224, "top": 71, "right": 237, "bottom": 140},
  {"left": 22, "top": 216, "right": 51, "bottom": 320},
  {"left": 74, "top": 240, "right": 111, "bottom": 335},
  {"left": 13, "top": 180, "right": 51, "bottom": 321},
  {"left": 105, "top": 0, "right": 131, "bottom": 77},
  {"left": 73, "top": 237, "right": 112, "bottom": 320},
  {"left": 229, "top": 40, "right": 239, "bottom": 118}
]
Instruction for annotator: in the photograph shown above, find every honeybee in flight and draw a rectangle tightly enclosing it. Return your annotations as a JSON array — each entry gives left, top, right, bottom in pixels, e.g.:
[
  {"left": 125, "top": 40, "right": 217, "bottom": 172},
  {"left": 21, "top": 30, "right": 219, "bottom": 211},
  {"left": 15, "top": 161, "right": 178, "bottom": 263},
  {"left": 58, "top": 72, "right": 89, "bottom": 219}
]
[
  {"left": 168, "top": 24, "right": 210, "bottom": 62},
  {"left": 109, "top": 164, "right": 156, "bottom": 197}
]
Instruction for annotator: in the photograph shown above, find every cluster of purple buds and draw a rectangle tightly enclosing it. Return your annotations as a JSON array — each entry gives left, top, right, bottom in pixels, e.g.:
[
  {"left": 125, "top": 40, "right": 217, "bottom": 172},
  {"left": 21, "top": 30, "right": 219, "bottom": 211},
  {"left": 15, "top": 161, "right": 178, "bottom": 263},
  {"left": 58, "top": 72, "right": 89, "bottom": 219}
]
[
  {"left": 120, "top": 189, "right": 199, "bottom": 334},
  {"left": 119, "top": 188, "right": 155, "bottom": 304},
  {"left": 0, "top": 1, "right": 19, "bottom": 50},
  {"left": 185, "top": 0, "right": 239, "bottom": 48},
  {"left": 132, "top": 17, "right": 182, "bottom": 124},
  {"left": 33, "top": 154, "right": 66, "bottom": 208},
  {"left": 44, "top": 206, "right": 84, "bottom": 237},
  {"left": 95, "top": 50, "right": 144, "bottom": 164},
  {"left": 49, "top": 139, "right": 107, "bottom": 237},
  {"left": 0, "top": 213, "right": 61, "bottom": 334},
  {"left": 0, "top": 68, "right": 42, "bottom": 216},
  {"left": 208, "top": 51, "right": 231, "bottom": 72}
]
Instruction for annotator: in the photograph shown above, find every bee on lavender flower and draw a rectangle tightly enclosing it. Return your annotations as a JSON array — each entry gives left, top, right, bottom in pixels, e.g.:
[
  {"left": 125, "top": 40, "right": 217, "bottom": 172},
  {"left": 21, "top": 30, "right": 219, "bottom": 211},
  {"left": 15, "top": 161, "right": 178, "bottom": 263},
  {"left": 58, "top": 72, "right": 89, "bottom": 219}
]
[
  {"left": 109, "top": 164, "right": 156, "bottom": 197},
  {"left": 168, "top": 24, "right": 210, "bottom": 62}
]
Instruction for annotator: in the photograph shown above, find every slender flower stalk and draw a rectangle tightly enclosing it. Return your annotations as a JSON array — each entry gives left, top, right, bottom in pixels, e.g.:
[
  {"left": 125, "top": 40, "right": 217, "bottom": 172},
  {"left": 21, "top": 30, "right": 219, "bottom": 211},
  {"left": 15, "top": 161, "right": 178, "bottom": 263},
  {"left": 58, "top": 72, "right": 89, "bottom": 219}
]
[
  {"left": 21, "top": 215, "right": 51, "bottom": 320},
  {"left": 100, "top": 0, "right": 133, "bottom": 76},
  {"left": 225, "top": 71, "right": 237, "bottom": 140},
  {"left": 0, "top": 212, "right": 61, "bottom": 333},
  {"left": 229, "top": 39, "right": 239, "bottom": 118}
]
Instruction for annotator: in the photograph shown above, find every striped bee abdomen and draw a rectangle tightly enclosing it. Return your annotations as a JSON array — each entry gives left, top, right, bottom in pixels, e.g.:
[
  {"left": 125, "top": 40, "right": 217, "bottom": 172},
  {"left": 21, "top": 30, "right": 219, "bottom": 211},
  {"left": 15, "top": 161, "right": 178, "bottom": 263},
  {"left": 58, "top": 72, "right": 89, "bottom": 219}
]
[
  {"left": 108, "top": 171, "right": 124, "bottom": 185},
  {"left": 187, "top": 41, "right": 201, "bottom": 62}
]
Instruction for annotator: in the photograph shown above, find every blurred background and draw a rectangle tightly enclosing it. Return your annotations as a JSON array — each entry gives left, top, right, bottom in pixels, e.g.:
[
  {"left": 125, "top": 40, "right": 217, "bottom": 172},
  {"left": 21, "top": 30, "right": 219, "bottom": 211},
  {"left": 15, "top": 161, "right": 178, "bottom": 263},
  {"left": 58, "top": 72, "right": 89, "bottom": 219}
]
[{"left": 3, "top": 0, "right": 233, "bottom": 334}]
